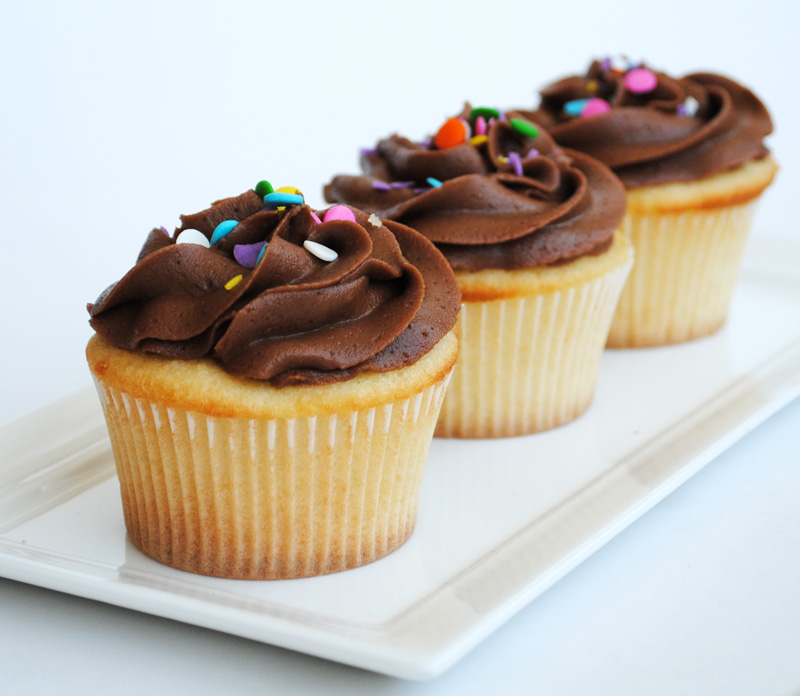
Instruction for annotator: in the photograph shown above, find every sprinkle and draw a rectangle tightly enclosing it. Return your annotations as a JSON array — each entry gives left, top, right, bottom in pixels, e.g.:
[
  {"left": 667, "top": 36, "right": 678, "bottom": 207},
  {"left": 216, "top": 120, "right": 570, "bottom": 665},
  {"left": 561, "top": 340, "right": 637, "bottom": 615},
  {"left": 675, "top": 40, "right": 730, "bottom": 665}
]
[
  {"left": 234, "top": 241, "right": 267, "bottom": 268},
  {"left": 470, "top": 135, "right": 488, "bottom": 146},
  {"left": 586, "top": 80, "right": 598, "bottom": 95},
  {"left": 498, "top": 110, "right": 507, "bottom": 120},
  {"left": 412, "top": 188, "right": 428, "bottom": 195},
  {"left": 564, "top": 98, "right": 589, "bottom": 116},
  {"left": 224, "top": 274, "right": 243, "bottom": 291},
  {"left": 475, "top": 116, "right": 487, "bottom": 136},
  {"left": 390, "top": 181, "right": 415, "bottom": 189},
  {"left": 368, "top": 213, "right": 382, "bottom": 227},
  {"left": 525, "top": 148, "right": 540, "bottom": 159},
  {"left": 210, "top": 219, "right": 239, "bottom": 245},
  {"left": 679, "top": 95, "right": 700, "bottom": 117},
  {"left": 580, "top": 98, "right": 611, "bottom": 118},
  {"left": 263, "top": 191, "right": 304, "bottom": 208},
  {"left": 470, "top": 106, "right": 500, "bottom": 121},
  {"left": 509, "top": 118, "right": 539, "bottom": 139},
  {"left": 304, "top": 239, "right": 338, "bottom": 262},
  {"left": 175, "top": 229, "right": 210, "bottom": 248},
  {"left": 310, "top": 211, "right": 323, "bottom": 225},
  {"left": 434, "top": 117, "right": 469, "bottom": 149},
  {"left": 624, "top": 67, "right": 657, "bottom": 94},
  {"left": 372, "top": 180, "right": 392, "bottom": 191},
  {"left": 360, "top": 147, "right": 378, "bottom": 157},
  {"left": 254, "top": 180, "right": 274, "bottom": 198},
  {"left": 323, "top": 205, "right": 356, "bottom": 223},
  {"left": 497, "top": 156, "right": 508, "bottom": 164},
  {"left": 417, "top": 138, "right": 432, "bottom": 148},
  {"left": 426, "top": 177, "right": 443, "bottom": 188},
  {"left": 158, "top": 226, "right": 170, "bottom": 236},
  {"left": 508, "top": 151, "right": 523, "bottom": 176}
]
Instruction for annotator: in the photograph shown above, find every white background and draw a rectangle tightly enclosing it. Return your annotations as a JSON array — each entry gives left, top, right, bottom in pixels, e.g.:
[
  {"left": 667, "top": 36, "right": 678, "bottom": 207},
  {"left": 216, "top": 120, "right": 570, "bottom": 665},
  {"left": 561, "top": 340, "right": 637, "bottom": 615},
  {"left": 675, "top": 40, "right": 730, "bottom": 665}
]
[{"left": 1, "top": 1, "right": 799, "bottom": 694}]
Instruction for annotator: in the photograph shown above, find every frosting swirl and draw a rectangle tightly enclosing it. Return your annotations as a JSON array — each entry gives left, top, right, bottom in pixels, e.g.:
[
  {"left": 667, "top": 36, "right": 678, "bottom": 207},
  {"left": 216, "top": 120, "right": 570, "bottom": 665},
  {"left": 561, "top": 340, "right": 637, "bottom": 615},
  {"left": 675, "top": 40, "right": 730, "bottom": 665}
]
[
  {"left": 518, "top": 58, "right": 773, "bottom": 188},
  {"left": 88, "top": 191, "right": 460, "bottom": 386},
  {"left": 324, "top": 105, "right": 626, "bottom": 272}
]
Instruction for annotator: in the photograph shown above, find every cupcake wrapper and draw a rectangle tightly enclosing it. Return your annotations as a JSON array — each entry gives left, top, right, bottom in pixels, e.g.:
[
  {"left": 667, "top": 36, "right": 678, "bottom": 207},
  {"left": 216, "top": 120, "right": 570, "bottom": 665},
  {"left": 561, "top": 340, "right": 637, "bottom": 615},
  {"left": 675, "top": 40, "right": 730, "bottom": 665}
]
[
  {"left": 93, "top": 373, "right": 451, "bottom": 580},
  {"left": 436, "top": 262, "right": 631, "bottom": 438},
  {"left": 608, "top": 201, "right": 758, "bottom": 347}
]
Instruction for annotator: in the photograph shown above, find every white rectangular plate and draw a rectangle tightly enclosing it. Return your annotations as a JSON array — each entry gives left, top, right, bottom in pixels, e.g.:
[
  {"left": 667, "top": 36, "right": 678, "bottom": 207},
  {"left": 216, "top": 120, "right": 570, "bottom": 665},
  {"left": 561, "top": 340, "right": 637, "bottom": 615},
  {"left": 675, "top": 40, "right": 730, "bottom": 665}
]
[{"left": 2, "top": 236, "right": 799, "bottom": 680}]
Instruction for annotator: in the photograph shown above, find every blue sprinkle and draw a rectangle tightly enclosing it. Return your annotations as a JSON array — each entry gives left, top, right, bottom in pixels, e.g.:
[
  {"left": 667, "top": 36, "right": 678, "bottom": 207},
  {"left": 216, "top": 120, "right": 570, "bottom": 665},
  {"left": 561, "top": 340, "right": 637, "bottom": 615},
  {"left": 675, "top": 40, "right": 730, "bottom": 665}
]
[
  {"left": 256, "top": 243, "right": 268, "bottom": 265},
  {"left": 210, "top": 219, "right": 239, "bottom": 245},
  {"left": 564, "top": 99, "right": 589, "bottom": 116},
  {"left": 263, "top": 192, "right": 304, "bottom": 208},
  {"left": 426, "top": 177, "right": 443, "bottom": 188}
]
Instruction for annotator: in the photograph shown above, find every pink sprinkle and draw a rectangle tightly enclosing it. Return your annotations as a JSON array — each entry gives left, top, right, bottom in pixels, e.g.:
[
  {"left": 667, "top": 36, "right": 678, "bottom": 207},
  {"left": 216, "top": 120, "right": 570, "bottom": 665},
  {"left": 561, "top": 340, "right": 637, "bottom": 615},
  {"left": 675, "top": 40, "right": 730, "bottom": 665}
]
[
  {"left": 525, "top": 148, "right": 540, "bottom": 159},
  {"left": 323, "top": 205, "right": 357, "bottom": 223},
  {"left": 310, "top": 211, "right": 322, "bottom": 225},
  {"left": 475, "top": 116, "right": 487, "bottom": 136},
  {"left": 580, "top": 98, "right": 611, "bottom": 118},
  {"left": 624, "top": 67, "right": 657, "bottom": 94}
]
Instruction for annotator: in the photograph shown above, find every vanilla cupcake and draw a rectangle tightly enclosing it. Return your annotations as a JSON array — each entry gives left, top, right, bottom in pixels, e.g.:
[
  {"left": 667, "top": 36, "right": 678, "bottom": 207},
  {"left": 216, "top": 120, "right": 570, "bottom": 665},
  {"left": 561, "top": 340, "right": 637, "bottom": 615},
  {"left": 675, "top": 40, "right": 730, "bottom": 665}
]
[
  {"left": 522, "top": 57, "right": 777, "bottom": 347},
  {"left": 86, "top": 185, "right": 460, "bottom": 579},
  {"left": 325, "top": 108, "right": 632, "bottom": 438}
]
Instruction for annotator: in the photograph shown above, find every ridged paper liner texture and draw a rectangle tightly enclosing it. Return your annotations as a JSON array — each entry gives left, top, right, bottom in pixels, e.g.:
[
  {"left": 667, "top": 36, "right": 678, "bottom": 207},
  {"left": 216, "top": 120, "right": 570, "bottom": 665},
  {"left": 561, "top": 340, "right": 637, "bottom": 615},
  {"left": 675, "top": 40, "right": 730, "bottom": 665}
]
[
  {"left": 608, "top": 201, "right": 758, "bottom": 347},
  {"left": 93, "top": 373, "right": 451, "bottom": 580},
  {"left": 436, "top": 258, "right": 631, "bottom": 438}
]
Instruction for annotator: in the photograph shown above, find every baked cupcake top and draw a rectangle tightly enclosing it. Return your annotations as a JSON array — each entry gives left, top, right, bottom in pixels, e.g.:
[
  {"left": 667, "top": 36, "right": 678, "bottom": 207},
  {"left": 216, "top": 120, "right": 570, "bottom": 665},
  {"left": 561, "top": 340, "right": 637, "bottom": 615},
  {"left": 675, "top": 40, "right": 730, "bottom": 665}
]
[
  {"left": 323, "top": 105, "right": 626, "bottom": 272},
  {"left": 517, "top": 56, "right": 773, "bottom": 189},
  {"left": 87, "top": 185, "right": 460, "bottom": 387}
]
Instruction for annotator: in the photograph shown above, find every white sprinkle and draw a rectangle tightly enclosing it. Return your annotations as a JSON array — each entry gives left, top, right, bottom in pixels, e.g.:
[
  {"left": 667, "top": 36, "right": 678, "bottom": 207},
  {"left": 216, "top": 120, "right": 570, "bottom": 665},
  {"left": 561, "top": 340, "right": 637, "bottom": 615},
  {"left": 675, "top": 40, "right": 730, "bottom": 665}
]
[
  {"left": 368, "top": 213, "right": 382, "bottom": 228},
  {"left": 684, "top": 96, "right": 700, "bottom": 117},
  {"left": 303, "top": 239, "right": 338, "bottom": 262},
  {"left": 175, "top": 229, "right": 210, "bottom": 248}
]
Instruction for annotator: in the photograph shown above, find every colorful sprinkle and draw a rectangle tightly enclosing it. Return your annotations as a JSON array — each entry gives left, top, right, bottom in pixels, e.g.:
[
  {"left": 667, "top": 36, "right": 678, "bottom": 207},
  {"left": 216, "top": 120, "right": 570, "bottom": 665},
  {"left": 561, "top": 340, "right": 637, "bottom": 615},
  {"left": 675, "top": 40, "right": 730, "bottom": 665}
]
[
  {"left": 509, "top": 118, "right": 539, "bottom": 139},
  {"left": 368, "top": 213, "right": 382, "bottom": 227},
  {"left": 475, "top": 116, "right": 487, "bottom": 136},
  {"left": 158, "top": 226, "right": 170, "bottom": 236},
  {"left": 263, "top": 192, "right": 304, "bottom": 208},
  {"left": 210, "top": 219, "right": 238, "bottom": 245},
  {"left": 434, "top": 117, "right": 469, "bottom": 149},
  {"left": 175, "top": 229, "right": 210, "bottom": 248},
  {"left": 625, "top": 67, "right": 657, "bottom": 94},
  {"left": 586, "top": 80, "right": 598, "bottom": 95},
  {"left": 234, "top": 241, "right": 267, "bottom": 268},
  {"left": 564, "top": 98, "right": 589, "bottom": 116},
  {"left": 470, "top": 135, "right": 488, "bottom": 146},
  {"left": 372, "top": 180, "right": 392, "bottom": 191},
  {"left": 581, "top": 98, "right": 611, "bottom": 118},
  {"left": 310, "top": 211, "right": 323, "bottom": 225},
  {"left": 224, "top": 274, "right": 243, "bottom": 291},
  {"left": 391, "top": 181, "right": 414, "bottom": 189},
  {"left": 304, "top": 239, "right": 338, "bottom": 262},
  {"left": 508, "top": 151, "right": 523, "bottom": 176},
  {"left": 360, "top": 147, "right": 378, "bottom": 157},
  {"left": 254, "top": 180, "right": 274, "bottom": 198},
  {"left": 526, "top": 148, "right": 540, "bottom": 159},
  {"left": 470, "top": 106, "right": 500, "bottom": 121},
  {"left": 323, "top": 205, "right": 356, "bottom": 223},
  {"left": 426, "top": 177, "right": 443, "bottom": 188},
  {"left": 678, "top": 95, "right": 700, "bottom": 117}
]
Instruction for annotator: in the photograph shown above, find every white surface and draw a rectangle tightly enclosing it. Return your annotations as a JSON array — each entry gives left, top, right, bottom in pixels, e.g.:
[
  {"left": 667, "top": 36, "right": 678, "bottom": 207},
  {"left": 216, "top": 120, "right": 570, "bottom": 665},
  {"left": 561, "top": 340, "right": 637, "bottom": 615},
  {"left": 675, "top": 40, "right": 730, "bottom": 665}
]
[{"left": 2, "top": 0, "right": 799, "bottom": 693}]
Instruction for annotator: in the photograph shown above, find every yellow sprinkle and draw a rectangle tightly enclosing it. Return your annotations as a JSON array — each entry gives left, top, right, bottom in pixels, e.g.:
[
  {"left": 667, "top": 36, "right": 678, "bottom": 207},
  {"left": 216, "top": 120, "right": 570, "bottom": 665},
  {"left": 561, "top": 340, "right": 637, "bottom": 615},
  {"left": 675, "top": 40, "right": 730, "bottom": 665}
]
[
  {"left": 276, "top": 186, "right": 303, "bottom": 196},
  {"left": 587, "top": 80, "right": 598, "bottom": 95},
  {"left": 498, "top": 156, "right": 508, "bottom": 164},
  {"left": 470, "top": 135, "right": 488, "bottom": 146},
  {"left": 224, "top": 274, "right": 243, "bottom": 291}
]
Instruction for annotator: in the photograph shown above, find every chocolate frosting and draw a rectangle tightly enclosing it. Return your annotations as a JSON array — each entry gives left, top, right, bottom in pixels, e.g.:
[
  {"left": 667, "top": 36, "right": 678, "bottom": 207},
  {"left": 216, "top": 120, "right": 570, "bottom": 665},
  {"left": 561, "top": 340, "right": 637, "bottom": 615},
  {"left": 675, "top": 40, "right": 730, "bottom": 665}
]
[
  {"left": 88, "top": 194, "right": 460, "bottom": 386},
  {"left": 324, "top": 106, "right": 626, "bottom": 272},
  {"left": 519, "top": 60, "right": 773, "bottom": 188}
]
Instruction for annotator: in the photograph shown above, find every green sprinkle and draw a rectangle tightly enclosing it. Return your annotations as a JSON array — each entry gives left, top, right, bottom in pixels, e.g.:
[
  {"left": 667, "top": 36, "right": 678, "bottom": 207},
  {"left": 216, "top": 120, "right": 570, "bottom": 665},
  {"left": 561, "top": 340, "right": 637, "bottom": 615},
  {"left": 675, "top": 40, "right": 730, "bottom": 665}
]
[
  {"left": 255, "top": 180, "right": 274, "bottom": 197},
  {"left": 470, "top": 106, "right": 500, "bottom": 121},
  {"left": 509, "top": 118, "right": 539, "bottom": 139}
]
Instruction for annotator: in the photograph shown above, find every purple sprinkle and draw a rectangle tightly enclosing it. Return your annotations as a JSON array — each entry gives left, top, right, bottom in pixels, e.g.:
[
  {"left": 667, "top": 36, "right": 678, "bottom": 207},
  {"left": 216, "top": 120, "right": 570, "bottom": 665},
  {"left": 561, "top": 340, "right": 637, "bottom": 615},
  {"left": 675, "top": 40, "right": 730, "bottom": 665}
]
[
  {"left": 508, "top": 151, "right": 523, "bottom": 176},
  {"left": 600, "top": 57, "right": 611, "bottom": 72},
  {"left": 390, "top": 181, "right": 414, "bottom": 189},
  {"left": 372, "top": 180, "right": 392, "bottom": 191},
  {"left": 526, "top": 148, "right": 540, "bottom": 159},
  {"left": 412, "top": 188, "right": 428, "bottom": 195},
  {"left": 677, "top": 104, "right": 687, "bottom": 116},
  {"left": 233, "top": 241, "right": 267, "bottom": 269},
  {"left": 417, "top": 138, "right": 432, "bottom": 148},
  {"left": 498, "top": 110, "right": 507, "bottom": 121},
  {"left": 158, "top": 226, "right": 170, "bottom": 235},
  {"left": 360, "top": 147, "right": 378, "bottom": 157}
]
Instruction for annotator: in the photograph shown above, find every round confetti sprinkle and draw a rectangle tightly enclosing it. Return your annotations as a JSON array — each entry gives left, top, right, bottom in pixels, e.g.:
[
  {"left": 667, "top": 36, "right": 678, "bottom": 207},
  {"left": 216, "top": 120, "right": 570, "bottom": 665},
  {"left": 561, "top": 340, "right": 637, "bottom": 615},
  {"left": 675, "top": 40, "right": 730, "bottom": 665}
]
[
  {"left": 509, "top": 118, "right": 539, "bottom": 139},
  {"left": 323, "top": 205, "right": 356, "bottom": 223},
  {"left": 233, "top": 241, "right": 266, "bottom": 268},
  {"left": 470, "top": 106, "right": 500, "bottom": 121},
  {"left": 210, "top": 219, "right": 239, "bottom": 245},
  {"left": 175, "top": 229, "right": 210, "bottom": 248},
  {"left": 426, "top": 177, "right": 443, "bottom": 188},
  {"left": 470, "top": 135, "right": 488, "bottom": 146},
  {"left": 254, "top": 180, "right": 274, "bottom": 198},
  {"left": 224, "top": 274, "right": 243, "bottom": 291},
  {"left": 625, "top": 67, "right": 657, "bottom": 94},
  {"left": 508, "top": 151, "right": 523, "bottom": 176},
  {"left": 581, "top": 98, "right": 611, "bottom": 118},
  {"left": 263, "top": 192, "right": 304, "bottom": 208},
  {"left": 434, "top": 118, "right": 468, "bottom": 149},
  {"left": 304, "top": 239, "right": 338, "bottom": 262},
  {"left": 564, "top": 98, "right": 589, "bottom": 116}
]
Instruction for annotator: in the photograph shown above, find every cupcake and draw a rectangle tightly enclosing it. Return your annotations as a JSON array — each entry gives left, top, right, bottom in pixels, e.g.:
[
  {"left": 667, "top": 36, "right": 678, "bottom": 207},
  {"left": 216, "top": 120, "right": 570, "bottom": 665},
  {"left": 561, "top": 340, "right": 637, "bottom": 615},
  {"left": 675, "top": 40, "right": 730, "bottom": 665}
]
[
  {"left": 520, "top": 57, "right": 777, "bottom": 347},
  {"left": 86, "top": 184, "right": 460, "bottom": 579},
  {"left": 325, "top": 106, "right": 632, "bottom": 438}
]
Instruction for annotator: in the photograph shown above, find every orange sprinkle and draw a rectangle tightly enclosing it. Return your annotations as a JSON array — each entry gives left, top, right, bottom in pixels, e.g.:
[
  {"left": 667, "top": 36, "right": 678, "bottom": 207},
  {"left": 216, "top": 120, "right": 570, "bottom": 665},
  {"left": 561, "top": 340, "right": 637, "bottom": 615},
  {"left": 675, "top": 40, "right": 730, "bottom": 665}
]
[{"left": 434, "top": 118, "right": 468, "bottom": 149}]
